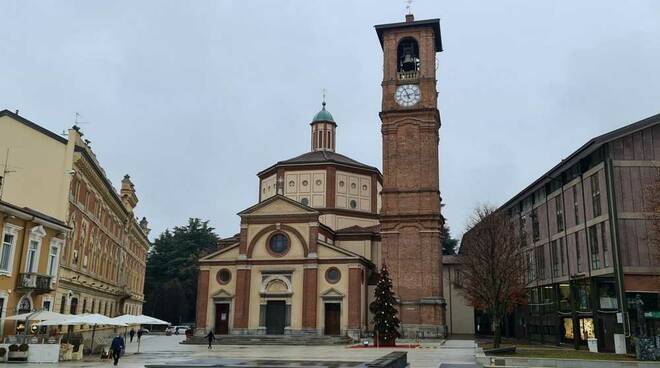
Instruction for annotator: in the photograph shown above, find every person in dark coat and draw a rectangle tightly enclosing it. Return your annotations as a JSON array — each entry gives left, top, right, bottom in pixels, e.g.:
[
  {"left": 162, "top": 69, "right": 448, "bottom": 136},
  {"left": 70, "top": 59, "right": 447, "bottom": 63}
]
[
  {"left": 205, "top": 330, "right": 215, "bottom": 349},
  {"left": 137, "top": 329, "right": 144, "bottom": 341},
  {"left": 110, "top": 334, "right": 125, "bottom": 366},
  {"left": 129, "top": 328, "right": 135, "bottom": 343}
]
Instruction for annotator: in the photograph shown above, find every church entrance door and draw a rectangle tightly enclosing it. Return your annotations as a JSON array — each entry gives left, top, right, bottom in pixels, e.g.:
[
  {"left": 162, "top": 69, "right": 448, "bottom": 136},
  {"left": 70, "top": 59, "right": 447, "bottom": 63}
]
[
  {"left": 265, "top": 301, "right": 286, "bottom": 335},
  {"left": 214, "top": 303, "right": 229, "bottom": 335},
  {"left": 324, "top": 303, "right": 341, "bottom": 335}
]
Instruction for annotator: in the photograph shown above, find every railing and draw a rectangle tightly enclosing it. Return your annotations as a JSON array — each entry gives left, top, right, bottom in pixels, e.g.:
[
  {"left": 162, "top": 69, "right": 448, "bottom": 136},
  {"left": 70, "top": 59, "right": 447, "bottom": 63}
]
[
  {"left": 18, "top": 273, "right": 53, "bottom": 292},
  {"left": 398, "top": 70, "right": 419, "bottom": 80}
]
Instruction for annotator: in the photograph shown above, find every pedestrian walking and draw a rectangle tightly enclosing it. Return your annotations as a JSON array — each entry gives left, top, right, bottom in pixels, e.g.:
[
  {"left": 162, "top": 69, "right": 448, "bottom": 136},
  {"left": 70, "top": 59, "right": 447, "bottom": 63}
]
[
  {"left": 205, "top": 330, "right": 216, "bottom": 349},
  {"left": 110, "top": 333, "right": 125, "bottom": 366},
  {"left": 129, "top": 328, "right": 135, "bottom": 343},
  {"left": 137, "top": 329, "right": 144, "bottom": 342}
]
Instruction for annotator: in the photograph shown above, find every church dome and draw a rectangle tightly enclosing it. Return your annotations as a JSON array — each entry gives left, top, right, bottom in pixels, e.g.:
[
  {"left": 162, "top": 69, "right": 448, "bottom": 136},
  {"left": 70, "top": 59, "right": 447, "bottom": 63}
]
[{"left": 312, "top": 102, "right": 334, "bottom": 122}]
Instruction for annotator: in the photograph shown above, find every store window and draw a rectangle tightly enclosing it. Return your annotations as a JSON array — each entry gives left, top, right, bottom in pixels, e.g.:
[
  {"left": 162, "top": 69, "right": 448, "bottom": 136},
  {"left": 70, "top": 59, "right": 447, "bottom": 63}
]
[
  {"left": 598, "top": 282, "right": 618, "bottom": 310},
  {"left": 558, "top": 284, "right": 571, "bottom": 312},
  {"left": 579, "top": 318, "right": 595, "bottom": 340},
  {"left": 575, "top": 282, "right": 591, "bottom": 311},
  {"left": 542, "top": 286, "right": 555, "bottom": 314}
]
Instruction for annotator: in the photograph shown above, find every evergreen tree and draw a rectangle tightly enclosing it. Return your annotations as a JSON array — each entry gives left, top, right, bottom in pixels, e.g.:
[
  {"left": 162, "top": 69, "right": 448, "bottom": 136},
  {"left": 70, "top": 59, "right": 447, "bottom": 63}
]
[
  {"left": 442, "top": 223, "right": 458, "bottom": 255},
  {"left": 369, "top": 264, "right": 400, "bottom": 346},
  {"left": 144, "top": 218, "right": 220, "bottom": 323}
]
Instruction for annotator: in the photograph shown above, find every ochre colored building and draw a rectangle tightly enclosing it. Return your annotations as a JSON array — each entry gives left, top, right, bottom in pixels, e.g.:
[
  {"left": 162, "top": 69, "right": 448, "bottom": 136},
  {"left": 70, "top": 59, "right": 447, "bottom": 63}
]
[
  {"left": 196, "top": 14, "right": 447, "bottom": 339},
  {"left": 0, "top": 109, "right": 150, "bottom": 340}
]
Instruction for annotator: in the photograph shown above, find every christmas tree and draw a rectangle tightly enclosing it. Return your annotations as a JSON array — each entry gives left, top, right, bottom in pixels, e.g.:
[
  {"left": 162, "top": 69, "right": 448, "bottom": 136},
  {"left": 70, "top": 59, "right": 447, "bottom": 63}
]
[{"left": 369, "top": 264, "right": 400, "bottom": 347}]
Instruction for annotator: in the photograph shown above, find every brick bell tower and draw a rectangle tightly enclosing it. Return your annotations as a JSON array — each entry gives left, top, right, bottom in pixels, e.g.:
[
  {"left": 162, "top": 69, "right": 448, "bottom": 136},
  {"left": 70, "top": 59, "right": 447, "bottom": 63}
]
[{"left": 375, "top": 13, "right": 446, "bottom": 338}]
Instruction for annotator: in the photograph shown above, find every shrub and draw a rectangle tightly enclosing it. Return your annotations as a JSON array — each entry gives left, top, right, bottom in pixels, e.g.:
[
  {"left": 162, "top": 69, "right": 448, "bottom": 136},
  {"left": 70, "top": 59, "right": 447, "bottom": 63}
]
[
  {"left": 18, "top": 343, "right": 29, "bottom": 352},
  {"left": 8, "top": 344, "right": 19, "bottom": 352},
  {"left": 0, "top": 347, "right": 6, "bottom": 357}
]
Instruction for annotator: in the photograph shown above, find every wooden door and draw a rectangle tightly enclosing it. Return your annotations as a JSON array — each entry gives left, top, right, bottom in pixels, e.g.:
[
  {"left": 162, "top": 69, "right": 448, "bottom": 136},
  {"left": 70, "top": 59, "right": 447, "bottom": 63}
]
[
  {"left": 266, "top": 301, "right": 286, "bottom": 335},
  {"left": 214, "top": 303, "right": 230, "bottom": 335},
  {"left": 324, "top": 303, "right": 341, "bottom": 335}
]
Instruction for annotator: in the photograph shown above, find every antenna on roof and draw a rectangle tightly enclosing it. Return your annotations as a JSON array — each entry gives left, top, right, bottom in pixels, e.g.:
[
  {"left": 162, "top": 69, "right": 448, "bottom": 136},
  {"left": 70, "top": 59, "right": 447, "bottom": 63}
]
[
  {"left": 73, "top": 112, "right": 91, "bottom": 129},
  {"left": 0, "top": 148, "right": 18, "bottom": 201},
  {"left": 405, "top": 0, "right": 413, "bottom": 15}
]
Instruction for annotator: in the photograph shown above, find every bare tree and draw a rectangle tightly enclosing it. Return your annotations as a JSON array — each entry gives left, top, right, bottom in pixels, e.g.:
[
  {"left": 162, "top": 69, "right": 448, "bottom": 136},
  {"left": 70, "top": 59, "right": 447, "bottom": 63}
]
[{"left": 458, "top": 204, "right": 530, "bottom": 348}]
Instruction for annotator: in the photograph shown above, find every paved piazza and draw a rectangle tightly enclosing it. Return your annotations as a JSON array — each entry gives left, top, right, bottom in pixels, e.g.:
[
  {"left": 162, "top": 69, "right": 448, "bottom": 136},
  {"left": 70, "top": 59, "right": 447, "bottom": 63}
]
[{"left": 16, "top": 335, "right": 477, "bottom": 368}]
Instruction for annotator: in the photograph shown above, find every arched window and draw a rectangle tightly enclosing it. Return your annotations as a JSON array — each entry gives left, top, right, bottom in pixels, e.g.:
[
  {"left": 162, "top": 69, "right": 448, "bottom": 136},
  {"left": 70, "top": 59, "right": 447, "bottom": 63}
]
[{"left": 397, "top": 37, "right": 420, "bottom": 79}]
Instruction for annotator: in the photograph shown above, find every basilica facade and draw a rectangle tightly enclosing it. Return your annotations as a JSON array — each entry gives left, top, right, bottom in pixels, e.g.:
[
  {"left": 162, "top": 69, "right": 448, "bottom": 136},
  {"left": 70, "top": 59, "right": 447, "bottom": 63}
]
[{"left": 196, "top": 13, "right": 446, "bottom": 339}]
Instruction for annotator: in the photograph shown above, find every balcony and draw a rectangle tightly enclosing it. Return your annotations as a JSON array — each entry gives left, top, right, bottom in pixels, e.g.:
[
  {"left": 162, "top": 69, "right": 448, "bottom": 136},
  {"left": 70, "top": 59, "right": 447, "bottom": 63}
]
[
  {"left": 17, "top": 273, "right": 53, "bottom": 293},
  {"left": 398, "top": 70, "right": 419, "bottom": 80}
]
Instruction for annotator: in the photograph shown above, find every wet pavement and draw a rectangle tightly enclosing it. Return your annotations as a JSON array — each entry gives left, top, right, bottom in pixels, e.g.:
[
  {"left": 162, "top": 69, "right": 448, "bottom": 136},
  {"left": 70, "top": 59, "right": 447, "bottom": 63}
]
[{"left": 12, "top": 335, "right": 477, "bottom": 368}]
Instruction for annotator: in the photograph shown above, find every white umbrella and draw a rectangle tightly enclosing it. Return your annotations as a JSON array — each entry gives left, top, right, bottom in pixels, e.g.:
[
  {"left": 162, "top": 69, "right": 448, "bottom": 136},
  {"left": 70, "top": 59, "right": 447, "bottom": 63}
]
[
  {"left": 111, "top": 314, "right": 169, "bottom": 353},
  {"left": 6, "top": 310, "right": 66, "bottom": 321},
  {"left": 37, "top": 314, "right": 127, "bottom": 354},
  {"left": 112, "top": 314, "right": 169, "bottom": 325}
]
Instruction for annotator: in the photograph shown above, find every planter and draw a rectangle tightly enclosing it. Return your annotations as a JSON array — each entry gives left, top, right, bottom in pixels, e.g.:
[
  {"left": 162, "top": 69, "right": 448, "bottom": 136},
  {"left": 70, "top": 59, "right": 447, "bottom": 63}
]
[{"left": 7, "top": 351, "right": 28, "bottom": 362}]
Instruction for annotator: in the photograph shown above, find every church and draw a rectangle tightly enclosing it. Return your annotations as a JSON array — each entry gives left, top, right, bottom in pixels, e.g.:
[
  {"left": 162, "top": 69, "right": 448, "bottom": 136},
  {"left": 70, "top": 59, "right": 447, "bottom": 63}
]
[{"left": 195, "top": 13, "right": 447, "bottom": 339}]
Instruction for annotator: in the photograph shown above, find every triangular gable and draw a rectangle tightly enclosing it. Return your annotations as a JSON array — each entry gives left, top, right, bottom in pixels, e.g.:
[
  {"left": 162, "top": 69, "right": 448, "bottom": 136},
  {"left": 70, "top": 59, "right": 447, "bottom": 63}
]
[
  {"left": 199, "top": 242, "right": 240, "bottom": 261},
  {"left": 211, "top": 289, "right": 234, "bottom": 300},
  {"left": 238, "top": 195, "right": 319, "bottom": 217},
  {"left": 320, "top": 288, "right": 345, "bottom": 299}
]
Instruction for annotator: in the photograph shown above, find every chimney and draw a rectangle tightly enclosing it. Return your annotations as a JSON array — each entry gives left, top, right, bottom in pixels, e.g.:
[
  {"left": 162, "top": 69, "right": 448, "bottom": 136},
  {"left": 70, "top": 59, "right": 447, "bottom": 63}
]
[
  {"left": 405, "top": 13, "right": 414, "bottom": 23},
  {"left": 120, "top": 174, "right": 139, "bottom": 212}
]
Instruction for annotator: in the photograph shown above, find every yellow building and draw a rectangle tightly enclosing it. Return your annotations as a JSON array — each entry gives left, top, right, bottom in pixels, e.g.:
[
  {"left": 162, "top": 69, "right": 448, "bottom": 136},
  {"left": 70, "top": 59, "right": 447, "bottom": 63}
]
[
  {"left": 0, "top": 201, "right": 69, "bottom": 336},
  {"left": 197, "top": 104, "right": 383, "bottom": 339},
  {"left": 0, "top": 109, "right": 150, "bottom": 339}
]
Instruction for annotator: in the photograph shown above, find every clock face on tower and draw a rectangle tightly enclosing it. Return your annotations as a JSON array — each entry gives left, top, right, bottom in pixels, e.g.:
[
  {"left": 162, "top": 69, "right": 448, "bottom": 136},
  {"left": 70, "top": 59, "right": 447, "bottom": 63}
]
[{"left": 394, "top": 84, "right": 421, "bottom": 107}]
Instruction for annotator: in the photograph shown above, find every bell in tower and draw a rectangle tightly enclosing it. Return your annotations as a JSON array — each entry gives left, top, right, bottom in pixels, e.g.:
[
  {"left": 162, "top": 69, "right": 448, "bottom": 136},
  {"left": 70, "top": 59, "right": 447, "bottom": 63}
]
[{"left": 397, "top": 37, "right": 420, "bottom": 75}]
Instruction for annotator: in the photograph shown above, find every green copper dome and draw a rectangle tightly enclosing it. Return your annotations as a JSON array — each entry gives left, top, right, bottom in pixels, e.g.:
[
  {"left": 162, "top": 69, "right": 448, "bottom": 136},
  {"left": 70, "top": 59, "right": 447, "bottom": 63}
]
[{"left": 312, "top": 102, "right": 334, "bottom": 122}]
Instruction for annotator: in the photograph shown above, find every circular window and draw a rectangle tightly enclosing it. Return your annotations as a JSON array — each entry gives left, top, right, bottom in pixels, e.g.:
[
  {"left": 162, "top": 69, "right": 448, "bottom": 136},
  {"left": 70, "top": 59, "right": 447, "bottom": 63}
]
[
  {"left": 268, "top": 233, "right": 289, "bottom": 256},
  {"left": 362, "top": 185, "right": 368, "bottom": 191},
  {"left": 288, "top": 180, "right": 295, "bottom": 187},
  {"left": 302, "top": 180, "right": 309, "bottom": 186},
  {"left": 315, "top": 179, "right": 322, "bottom": 186},
  {"left": 301, "top": 197, "right": 309, "bottom": 206},
  {"left": 351, "top": 183, "right": 357, "bottom": 189},
  {"left": 216, "top": 269, "right": 232, "bottom": 284},
  {"left": 349, "top": 200, "right": 357, "bottom": 209},
  {"left": 325, "top": 267, "right": 341, "bottom": 284},
  {"left": 339, "top": 181, "right": 345, "bottom": 187}
]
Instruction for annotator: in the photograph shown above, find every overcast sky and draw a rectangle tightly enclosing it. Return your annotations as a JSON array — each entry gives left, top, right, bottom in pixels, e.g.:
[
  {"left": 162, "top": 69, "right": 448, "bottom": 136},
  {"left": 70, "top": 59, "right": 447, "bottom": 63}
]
[{"left": 2, "top": 1, "right": 660, "bottom": 241}]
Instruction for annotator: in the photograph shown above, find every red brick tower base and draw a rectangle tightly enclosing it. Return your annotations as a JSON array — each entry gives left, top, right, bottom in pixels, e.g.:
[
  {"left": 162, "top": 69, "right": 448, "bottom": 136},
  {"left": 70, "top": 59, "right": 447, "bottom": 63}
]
[{"left": 375, "top": 14, "right": 447, "bottom": 338}]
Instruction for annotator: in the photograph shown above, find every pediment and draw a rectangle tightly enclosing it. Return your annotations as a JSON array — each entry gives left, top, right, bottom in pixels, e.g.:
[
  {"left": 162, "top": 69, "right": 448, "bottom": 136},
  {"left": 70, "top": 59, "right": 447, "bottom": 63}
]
[
  {"left": 321, "top": 288, "right": 345, "bottom": 299},
  {"left": 199, "top": 243, "right": 240, "bottom": 261},
  {"left": 318, "top": 242, "right": 363, "bottom": 259},
  {"left": 238, "top": 195, "right": 319, "bottom": 217},
  {"left": 211, "top": 289, "right": 234, "bottom": 300}
]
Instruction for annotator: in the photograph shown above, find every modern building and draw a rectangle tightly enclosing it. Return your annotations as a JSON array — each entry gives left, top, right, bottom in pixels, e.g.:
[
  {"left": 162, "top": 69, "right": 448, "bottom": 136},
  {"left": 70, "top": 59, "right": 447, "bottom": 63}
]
[
  {"left": 196, "top": 13, "right": 448, "bottom": 339},
  {"left": 467, "top": 113, "right": 660, "bottom": 352},
  {"left": 0, "top": 109, "right": 150, "bottom": 339}
]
